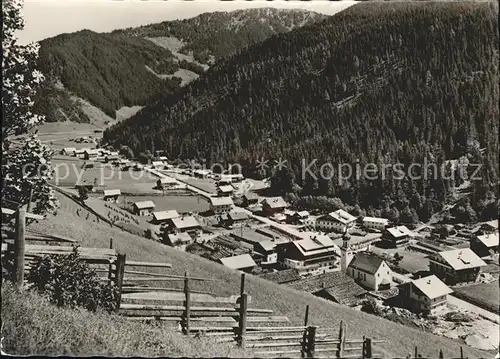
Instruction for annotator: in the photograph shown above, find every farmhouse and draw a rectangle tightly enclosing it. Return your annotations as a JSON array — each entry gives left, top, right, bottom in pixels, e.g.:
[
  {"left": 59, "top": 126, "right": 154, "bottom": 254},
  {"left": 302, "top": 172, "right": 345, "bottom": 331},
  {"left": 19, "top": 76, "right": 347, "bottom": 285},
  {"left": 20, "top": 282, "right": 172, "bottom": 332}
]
[
  {"left": 399, "top": 275, "right": 453, "bottom": 315},
  {"left": 276, "top": 233, "right": 340, "bottom": 277},
  {"left": 262, "top": 197, "right": 288, "bottom": 216},
  {"left": 287, "top": 271, "right": 367, "bottom": 306},
  {"left": 383, "top": 225, "right": 412, "bottom": 247},
  {"left": 151, "top": 161, "right": 165, "bottom": 169},
  {"left": 227, "top": 211, "right": 249, "bottom": 224},
  {"left": 362, "top": 216, "right": 389, "bottom": 231},
  {"left": 103, "top": 189, "right": 120, "bottom": 202},
  {"left": 60, "top": 147, "right": 76, "bottom": 156},
  {"left": 242, "top": 192, "right": 259, "bottom": 207},
  {"left": 470, "top": 233, "right": 499, "bottom": 257},
  {"left": 171, "top": 216, "right": 202, "bottom": 234},
  {"left": 316, "top": 209, "right": 357, "bottom": 233},
  {"left": 152, "top": 210, "right": 180, "bottom": 224},
  {"left": 156, "top": 177, "right": 177, "bottom": 190},
  {"left": 479, "top": 220, "right": 498, "bottom": 234},
  {"left": 74, "top": 148, "right": 86, "bottom": 158},
  {"left": 219, "top": 254, "right": 256, "bottom": 273},
  {"left": 428, "top": 248, "right": 487, "bottom": 285},
  {"left": 210, "top": 196, "right": 233, "bottom": 215},
  {"left": 83, "top": 149, "right": 99, "bottom": 160},
  {"left": 165, "top": 232, "right": 193, "bottom": 251},
  {"left": 132, "top": 201, "right": 155, "bottom": 216},
  {"left": 217, "top": 185, "right": 234, "bottom": 197},
  {"left": 346, "top": 252, "right": 392, "bottom": 291}
]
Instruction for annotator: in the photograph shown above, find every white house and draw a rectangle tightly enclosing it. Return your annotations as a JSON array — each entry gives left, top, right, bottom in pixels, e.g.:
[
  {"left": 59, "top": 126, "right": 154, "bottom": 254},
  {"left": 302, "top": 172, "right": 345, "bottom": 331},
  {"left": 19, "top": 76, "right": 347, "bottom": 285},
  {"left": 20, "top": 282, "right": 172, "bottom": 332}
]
[
  {"left": 219, "top": 254, "right": 256, "bottom": 273},
  {"left": 362, "top": 216, "right": 389, "bottom": 231},
  {"left": 217, "top": 185, "right": 234, "bottom": 197},
  {"left": 132, "top": 201, "right": 155, "bottom": 216},
  {"left": 61, "top": 147, "right": 76, "bottom": 156},
  {"left": 171, "top": 216, "right": 202, "bottom": 235},
  {"left": 210, "top": 196, "right": 233, "bottom": 214},
  {"left": 316, "top": 209, "right": 357, "bottom": 233},
  {"left": 83, "top": 149, "right": 99, "bottom": 160},
  {"left": 401, "top": 275, "right": 453, "bottom": 315},
  {"left": 346, "top": 252, "right": 392, "bottom": 291},
  {"left": 384, "top": 225, "right": 412, "bottom": 247},
  {"left": 156, "top": 177, "right": 177, "bottom": 190}
]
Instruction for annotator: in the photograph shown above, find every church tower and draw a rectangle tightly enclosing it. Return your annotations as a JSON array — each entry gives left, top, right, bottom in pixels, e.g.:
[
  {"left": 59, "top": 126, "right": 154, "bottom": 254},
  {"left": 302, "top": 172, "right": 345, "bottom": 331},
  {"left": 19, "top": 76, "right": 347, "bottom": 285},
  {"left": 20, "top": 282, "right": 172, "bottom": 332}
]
[{"left": 340, "top": 229, "right": 353, "bottom": 273}]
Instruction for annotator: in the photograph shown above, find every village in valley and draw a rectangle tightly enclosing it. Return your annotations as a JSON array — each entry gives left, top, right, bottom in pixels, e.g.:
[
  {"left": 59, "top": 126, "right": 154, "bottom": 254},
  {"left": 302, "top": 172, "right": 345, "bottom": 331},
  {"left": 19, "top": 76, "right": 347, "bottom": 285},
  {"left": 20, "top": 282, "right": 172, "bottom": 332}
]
[{"left": 44, "top": 132, "right": 499, "bottom": 352}]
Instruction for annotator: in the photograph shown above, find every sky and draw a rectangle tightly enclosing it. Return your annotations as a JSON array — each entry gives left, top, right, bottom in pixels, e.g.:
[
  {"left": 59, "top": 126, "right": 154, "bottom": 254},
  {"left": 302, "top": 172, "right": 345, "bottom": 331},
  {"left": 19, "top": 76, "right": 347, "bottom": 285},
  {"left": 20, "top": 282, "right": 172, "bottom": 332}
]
[{"left": 17, "top": 0, "right": 357, "bottom": 45}]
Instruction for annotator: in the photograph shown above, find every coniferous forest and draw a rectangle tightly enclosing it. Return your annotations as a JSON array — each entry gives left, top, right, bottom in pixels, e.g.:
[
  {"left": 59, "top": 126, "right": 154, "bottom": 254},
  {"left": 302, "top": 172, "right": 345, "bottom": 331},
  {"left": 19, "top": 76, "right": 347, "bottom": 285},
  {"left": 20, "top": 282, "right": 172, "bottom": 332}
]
[{"left": 104, "top": 2, "right": 499, "bottom": 223}]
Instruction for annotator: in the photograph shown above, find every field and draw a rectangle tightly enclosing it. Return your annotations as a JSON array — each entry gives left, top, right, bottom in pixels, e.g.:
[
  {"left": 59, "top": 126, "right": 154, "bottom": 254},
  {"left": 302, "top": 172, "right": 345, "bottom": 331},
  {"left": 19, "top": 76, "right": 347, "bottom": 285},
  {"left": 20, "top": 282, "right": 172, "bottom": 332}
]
[
  {"left": 122, "top": 194, "right": 210, "bottom": 213},
  {"left": 371, "top": 245, "right": 430, "bottom": 273},
  {"left": 24, "top": 193, "right": 493, "bottom": 359},
  {"left": 453, "top": 282, "right": 500, "bottom": 314},
  {"left": 1, "top": 282, "right": 246, "bottom": 357}
]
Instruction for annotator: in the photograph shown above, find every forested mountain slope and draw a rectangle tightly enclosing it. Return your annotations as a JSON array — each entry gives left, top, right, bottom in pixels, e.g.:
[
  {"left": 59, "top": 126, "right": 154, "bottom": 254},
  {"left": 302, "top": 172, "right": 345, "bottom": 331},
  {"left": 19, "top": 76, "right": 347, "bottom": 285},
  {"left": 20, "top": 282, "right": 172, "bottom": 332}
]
[
  {"left": 105, "top": 2, "right": 499, "bottom": 222},
  {"left": 34, "top": 8, "right": 327, "bottom": 121}
]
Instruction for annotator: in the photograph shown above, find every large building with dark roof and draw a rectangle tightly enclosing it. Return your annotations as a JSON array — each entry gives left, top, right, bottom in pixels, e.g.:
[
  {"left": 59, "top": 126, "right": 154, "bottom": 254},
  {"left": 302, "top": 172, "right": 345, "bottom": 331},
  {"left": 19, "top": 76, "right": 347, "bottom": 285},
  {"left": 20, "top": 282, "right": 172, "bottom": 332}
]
[{"left": 346, "top": 252, "right": 392, "bottom": 291}]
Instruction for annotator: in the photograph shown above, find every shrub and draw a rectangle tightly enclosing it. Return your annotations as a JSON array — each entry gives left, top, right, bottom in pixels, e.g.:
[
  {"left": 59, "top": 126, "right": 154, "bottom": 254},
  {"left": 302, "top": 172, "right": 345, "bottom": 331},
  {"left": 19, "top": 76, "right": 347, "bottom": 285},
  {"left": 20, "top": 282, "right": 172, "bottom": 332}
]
[{"left": 26, "top": 248, "right": 118, "bottom": 313}]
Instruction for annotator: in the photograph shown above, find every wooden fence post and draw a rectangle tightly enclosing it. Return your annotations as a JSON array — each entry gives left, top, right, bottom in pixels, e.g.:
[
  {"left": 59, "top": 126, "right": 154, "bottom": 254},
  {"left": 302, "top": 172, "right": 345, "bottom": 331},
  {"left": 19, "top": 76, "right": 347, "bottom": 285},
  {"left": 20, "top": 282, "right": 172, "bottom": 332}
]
[
  {"left": 14, "top": 206, "right": 26, "bottom": 289},
  {"left": 301, "top": 305, "right": 310, "bottom": 358},
  {"left": 337, "top": 320, "right": 346, "bottom": 358},
  {"left": 239, "top": 292, "right": 248, "bottom": 348},
  {"left": 240, "top": 272, "right": 246, "bottom": 297},
  {"left": 184, "top": 271, "right": 191, "bottom": 335},
  {"left": 27, "top": 186, "right": 33, "bottom": 213},
  {"left": 439, "top": 349, "right": 444, "bottom": 359},
  {"left": 108, "top": 238, "right": 114, "bottom": 285},
  {"left": 306, "top": 325, "right": 317, "bottom": 358},
  {"left": 460, "top": 347, "right": 464, "bottom": 359},
  {"left": 364, "top": 337, "right": 372, "bottom": 359},
  {"left": 115, "top": 253, "right": 126, "bottom": 312},
  {"left": 415, "top": 346, "right": 418, "bottom": 358}
]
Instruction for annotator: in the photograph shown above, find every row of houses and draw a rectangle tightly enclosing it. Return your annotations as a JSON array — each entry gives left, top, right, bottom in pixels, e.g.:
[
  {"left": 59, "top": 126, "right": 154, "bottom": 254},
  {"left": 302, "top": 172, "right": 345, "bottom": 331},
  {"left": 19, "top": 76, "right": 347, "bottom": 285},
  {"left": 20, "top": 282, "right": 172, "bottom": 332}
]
[{"left": 61, "top": 147, "right": 120, "bottom": 161}]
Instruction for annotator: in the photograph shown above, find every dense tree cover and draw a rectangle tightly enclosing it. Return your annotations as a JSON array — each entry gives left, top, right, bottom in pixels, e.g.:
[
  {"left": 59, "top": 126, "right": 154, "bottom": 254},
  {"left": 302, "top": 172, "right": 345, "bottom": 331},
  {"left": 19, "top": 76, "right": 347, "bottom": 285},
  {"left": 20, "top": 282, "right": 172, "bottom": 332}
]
[
  {"left": 116, "top": 8, "right": 328, "bottom": 63},
  {"left": 38, "top": 30, "right": 179, "bottom": 117},
  {"left": 105, "top": 2, "right": 499, "bottom": 222},
  {"left": 37, "top": 9, "right": 326, "bottom": 120}
]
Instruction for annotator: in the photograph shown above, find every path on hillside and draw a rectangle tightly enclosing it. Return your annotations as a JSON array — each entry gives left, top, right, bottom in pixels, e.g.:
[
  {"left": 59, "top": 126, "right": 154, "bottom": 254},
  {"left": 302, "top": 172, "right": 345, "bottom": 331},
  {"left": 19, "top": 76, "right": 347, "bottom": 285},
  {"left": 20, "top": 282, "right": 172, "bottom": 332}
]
[{"left": 448, "top": 295, "right": 499, "bottom": 324}]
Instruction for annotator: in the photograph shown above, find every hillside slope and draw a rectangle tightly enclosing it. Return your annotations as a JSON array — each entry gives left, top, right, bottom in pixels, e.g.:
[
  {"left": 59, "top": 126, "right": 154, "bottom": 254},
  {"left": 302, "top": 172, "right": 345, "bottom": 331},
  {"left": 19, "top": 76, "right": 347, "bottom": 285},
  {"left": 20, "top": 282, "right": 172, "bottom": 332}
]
[
  {"left": 35, "top": 8, "right": 328, "bottom": 121},
  {"left": 105, "top": 2, "right": 499, "bottom": 221},
  {"left": 25, "top": 193, "right": 492, "bottom": 358}
]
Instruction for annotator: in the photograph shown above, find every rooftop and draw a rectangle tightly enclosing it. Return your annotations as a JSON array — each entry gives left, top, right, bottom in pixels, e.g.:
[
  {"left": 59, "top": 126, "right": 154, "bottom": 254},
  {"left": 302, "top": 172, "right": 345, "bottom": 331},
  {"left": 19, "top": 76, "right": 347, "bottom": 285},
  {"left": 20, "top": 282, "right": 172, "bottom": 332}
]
[
  {"left": 327, "top": 209, "right": 357, "bottom": 224},
  {"left": 243, "top": 192, "right": 259, "bottom": 200},
  {"left": 171, "top": 216, "right": 201, "bottom": 230},
  {"left": 228, "top": 211, "right": 249, "bottom": 221},
  {"left": 133, "top": 200, "right": 156, "bottom": 210},
  {"left": 103, "top": 189, "right": 121, "bottom": 197},
  {"left": 259, "top": 269, "right": 302, "bottom": 284},
  {"left": 153, "top": 210, "right": 180, "bottom": 222},
  {"left": 84, "top": 149, "right": 99, "bottom": 155},
  {"left": 387, "top": 225, "right": 412, "bottom": 238},
  {"left": 363, "top": 216, "right": 389, "bottom": 224},
  {"left": 158, "top": 177, "right": 177, "bottom": 184},
  {"left": 218, "top": 185, "right": 234, "bottom": 193},
  {"left": 219, "top": 254, "right": 256, "bottom": 270},
  {"left": 411, "top": 275, "right": 453, "bottom": 299},
  {"left": 168, "top": 232, "right": 192, "bottom": 245},
  {"left": 348, "top": 252, "right": 386, "bottom": 275},
  {"left": 476, "top": 233, "right": 499, "bottom": 248},
  {"left": 435, "top": 248, "right": 487, "bottom": 270},
  {"left": 210, "top": 196, "right": 234, "bottom": 206},
  {"left": 262, "top": 197, "right": 288, "bottom": 209}
]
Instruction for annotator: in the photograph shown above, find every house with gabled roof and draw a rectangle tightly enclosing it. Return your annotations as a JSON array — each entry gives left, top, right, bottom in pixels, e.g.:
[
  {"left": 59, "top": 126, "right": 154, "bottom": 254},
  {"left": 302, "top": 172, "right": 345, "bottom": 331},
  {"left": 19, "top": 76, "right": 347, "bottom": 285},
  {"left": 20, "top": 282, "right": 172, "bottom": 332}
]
[
  {"left": 262, "top": 197, "right": 288, "bottom": 216},
  {"left": 171, "top": 216, "right": 201, "bottom": 234},
  {"left": 132, "top": 201, "right": 155, "bottom": 216},
  {"left": 384, "top": 225, "right": 412, "bottom": 247},
  {"left": 152, "top": 210, "right": 179, "bottom": 224},
  {"left": 276, "top": 233, "right": 340, "bottom": 277},
  {"left": 287, "top": 271, "right": 367, "bottom": 306},
  {"left": 165, "top": 232, "right": 193, "bottom": 251},
  {"left": 428, "top": 248, "right": 486, "bottom": 285},
  {"left": 346, "top": 252, "right": 392, "bottom": 291},
  {"left": 399, "top": 275, "right": 453, "bottom": 315},
  {"left": 470, "top": 233, "right": 499, "bottom": 258},
  {"left": 219, "top": 254, "right": 256, "bottom": 273},
  {"left": 210, "top": 196, "right": 233, "bottom": 215},
  {"left": 156, "top": 177, "right": 177, "bottom": 190},
  {"left": 103, "top": 189, "right": 121, "bottom": 202},
  {"left": 317, "top": 209, "right": 357, "bottom": 233},
  {"left": 217, "top": 185, "right": 234, "bottom": 197},
  {"left": 60, "top": 147, "right": 76, "bottom": 156},
  {"left": 242, "top": 192, "right": 259, "bottom": 207},
  {"left": 83, "top": 148, "right": 99, "bottom": 160},
  {"left": 363, "top": 216, "right": 389, "bottom": 231}
]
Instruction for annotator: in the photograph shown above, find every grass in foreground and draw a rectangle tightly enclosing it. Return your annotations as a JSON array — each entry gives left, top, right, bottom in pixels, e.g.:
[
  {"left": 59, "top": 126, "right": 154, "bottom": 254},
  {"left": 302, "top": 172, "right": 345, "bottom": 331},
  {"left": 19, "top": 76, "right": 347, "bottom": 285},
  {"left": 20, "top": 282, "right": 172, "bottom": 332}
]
[
  {"left": 453, "top": 281, "right": 500, "bottom": 314},
  {"left": 26, "top": 193, "right": 493, "bottom": 358},
  {"left": 1, "top": 282, "right": 250, "bottom": 357}
]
